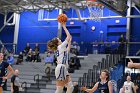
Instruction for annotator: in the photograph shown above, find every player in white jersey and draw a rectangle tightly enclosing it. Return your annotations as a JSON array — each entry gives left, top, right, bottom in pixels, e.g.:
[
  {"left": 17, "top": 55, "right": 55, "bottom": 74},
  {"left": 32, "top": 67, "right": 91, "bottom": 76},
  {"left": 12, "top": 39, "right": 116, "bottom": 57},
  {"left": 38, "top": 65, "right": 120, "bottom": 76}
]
[
  {"left": 47, "top": 23, "right": 73, "bottom": 93},
  {"left": 123, "top": 76, "right": 136, "bottom": 93}
]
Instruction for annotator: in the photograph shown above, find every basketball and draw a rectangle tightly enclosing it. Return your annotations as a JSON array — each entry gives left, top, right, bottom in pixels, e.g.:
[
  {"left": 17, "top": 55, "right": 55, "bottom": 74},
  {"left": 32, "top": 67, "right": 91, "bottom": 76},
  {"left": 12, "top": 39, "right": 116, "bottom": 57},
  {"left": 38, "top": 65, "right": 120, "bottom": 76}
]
[{"left": 57, "top": 14, "right": 68, "bottom": 23}]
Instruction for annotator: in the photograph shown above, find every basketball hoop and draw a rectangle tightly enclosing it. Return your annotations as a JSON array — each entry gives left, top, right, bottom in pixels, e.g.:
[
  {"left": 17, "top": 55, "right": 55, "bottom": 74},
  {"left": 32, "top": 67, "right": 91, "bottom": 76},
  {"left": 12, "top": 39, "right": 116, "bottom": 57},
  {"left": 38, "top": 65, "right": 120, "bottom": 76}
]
[{"left": 86, "top": 0, "right": 104, "bottom": 22}]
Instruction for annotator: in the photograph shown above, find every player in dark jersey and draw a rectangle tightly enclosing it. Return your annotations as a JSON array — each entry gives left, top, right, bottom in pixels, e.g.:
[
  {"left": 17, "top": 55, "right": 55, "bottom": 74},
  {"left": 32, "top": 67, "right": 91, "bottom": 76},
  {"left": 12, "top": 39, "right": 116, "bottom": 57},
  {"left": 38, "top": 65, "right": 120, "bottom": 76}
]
[
  {"left": 82, "top": 70, "right": 113, "bottom": 93},
  {"left": 0, "top": 53, "right": 14, "bottom": 92}
]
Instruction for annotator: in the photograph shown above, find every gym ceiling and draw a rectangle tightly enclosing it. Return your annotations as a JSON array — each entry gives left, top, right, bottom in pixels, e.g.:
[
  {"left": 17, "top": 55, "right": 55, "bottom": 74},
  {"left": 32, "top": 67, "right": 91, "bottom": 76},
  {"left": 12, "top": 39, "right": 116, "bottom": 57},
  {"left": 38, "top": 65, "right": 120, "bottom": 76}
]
[{"left": 0, "top": 0, "right": 139, "bottom": 16}]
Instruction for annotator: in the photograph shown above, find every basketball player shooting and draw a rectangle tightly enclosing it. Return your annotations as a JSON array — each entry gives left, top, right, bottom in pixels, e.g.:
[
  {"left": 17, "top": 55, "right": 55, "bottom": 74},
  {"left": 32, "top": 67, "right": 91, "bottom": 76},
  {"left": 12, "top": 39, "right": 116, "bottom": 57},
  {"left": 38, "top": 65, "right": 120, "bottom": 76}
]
[{"left": 47, "top": 14, "right": 74, "bottom": 93}]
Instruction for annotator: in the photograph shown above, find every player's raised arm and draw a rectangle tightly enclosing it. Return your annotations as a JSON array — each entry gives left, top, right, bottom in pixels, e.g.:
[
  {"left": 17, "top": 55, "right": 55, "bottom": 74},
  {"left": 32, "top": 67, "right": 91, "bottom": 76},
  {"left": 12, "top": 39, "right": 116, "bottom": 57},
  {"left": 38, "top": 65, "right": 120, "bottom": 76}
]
[
  {"left": 57, "top": 14, "right": 71, "bottom": 42},
  {"left": 67, "top": 37, "right": 72, "bottom": 52},
  {"left": 62, "top": 23, "right": 72, "bottom": 42}
]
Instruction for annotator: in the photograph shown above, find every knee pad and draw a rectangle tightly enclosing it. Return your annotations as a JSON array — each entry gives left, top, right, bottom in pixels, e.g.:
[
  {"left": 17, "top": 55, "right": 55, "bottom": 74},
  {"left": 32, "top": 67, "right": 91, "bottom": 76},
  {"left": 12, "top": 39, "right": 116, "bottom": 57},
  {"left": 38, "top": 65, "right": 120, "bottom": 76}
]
[{"left": 55, "top": 86, "right": 63, "bottom": 93}]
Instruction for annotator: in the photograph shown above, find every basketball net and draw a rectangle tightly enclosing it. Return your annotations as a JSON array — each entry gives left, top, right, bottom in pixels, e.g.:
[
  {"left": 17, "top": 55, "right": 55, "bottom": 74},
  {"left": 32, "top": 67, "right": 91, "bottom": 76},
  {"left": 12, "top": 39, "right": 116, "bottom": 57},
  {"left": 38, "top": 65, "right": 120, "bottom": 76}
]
[{"left": 86, "top": 0, "right": 104, "bottom": 22}]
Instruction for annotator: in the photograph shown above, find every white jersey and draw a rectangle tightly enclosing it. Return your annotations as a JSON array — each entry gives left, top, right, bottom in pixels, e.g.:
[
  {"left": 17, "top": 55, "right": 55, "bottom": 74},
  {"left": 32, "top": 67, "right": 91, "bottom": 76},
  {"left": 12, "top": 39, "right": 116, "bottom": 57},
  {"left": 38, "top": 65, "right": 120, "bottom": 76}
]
[
  {"left": 123, "top": 81, "right": 134, "bottom": 93},
  {"left": 55, "top": 64, "right": 67, "bottom": 80},
  {"left": 56, "top": 40, "right": 69, "bottom": 68}
]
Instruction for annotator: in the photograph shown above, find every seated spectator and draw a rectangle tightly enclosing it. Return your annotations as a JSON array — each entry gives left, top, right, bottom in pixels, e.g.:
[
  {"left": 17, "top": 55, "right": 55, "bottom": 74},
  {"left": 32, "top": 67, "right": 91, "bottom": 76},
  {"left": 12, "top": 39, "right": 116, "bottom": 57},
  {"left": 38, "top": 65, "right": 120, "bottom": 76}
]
[
  {"left": 71, "top": 41, "right": 80, "bottom": 55},
  {"left": 44, "top": 52, "right": 54, "bottom": 80},
  {"left": 31, "top": 51, "right": 35, "bottom": 62},
  {"left": 34, "top": 43, "right": 40, "bottom": 53},
  {"left": 32, "top": 51, "right": 41, "bottom": 62},
  {"left": 33, "top": 43, "right": 40, "bottom": 62},
  {"left": 31, "top": 51, "right": 37, "bottom": 62},
  {"left": 44, "top": 52, "right": 54, "bottom": 69},
  {"left": 26, "top": 49, "right": 33, "bottom": 62},
  {"left": 35, "top": 49, "right": 40, "bottom": 61},
  {"left": 7, "top": 53, "right": 14, "bottom": 65},
  {"left": 69, "top": 57, "right": 76, "bottom": 69},
  {"left": 16, "top": 52, "right": 23, "bottom": 65},
  {"left": 23, "top": 43, "right": 30, "bottom": 55},
  {"left": 69, "top": 55, "right": 81, "bottom": 70},
  {"left": 71, "top": 48, "right": 78, "bottom": 55}
]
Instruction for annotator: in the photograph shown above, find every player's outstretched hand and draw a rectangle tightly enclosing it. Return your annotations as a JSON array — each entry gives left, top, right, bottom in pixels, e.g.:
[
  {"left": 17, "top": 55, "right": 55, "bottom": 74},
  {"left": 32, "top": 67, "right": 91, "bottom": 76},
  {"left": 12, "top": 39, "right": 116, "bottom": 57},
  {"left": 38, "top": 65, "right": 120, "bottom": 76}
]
[{"left": 128, "top": 58, "right": 134, "bottom": 68}]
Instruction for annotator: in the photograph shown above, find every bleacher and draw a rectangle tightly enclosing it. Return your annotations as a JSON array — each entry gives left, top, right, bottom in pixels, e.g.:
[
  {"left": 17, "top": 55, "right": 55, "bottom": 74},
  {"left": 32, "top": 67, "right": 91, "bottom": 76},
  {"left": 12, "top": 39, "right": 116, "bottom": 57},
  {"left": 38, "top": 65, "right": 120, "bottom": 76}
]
[
  {"left": 78, "top": 54, "right": 125, "bottom": 93},
  {"left": 3, "top": 54, "right": 107, "bottom": 93},
  {"left": 4, "top": 53, "right": 136, "bottom": 93}
]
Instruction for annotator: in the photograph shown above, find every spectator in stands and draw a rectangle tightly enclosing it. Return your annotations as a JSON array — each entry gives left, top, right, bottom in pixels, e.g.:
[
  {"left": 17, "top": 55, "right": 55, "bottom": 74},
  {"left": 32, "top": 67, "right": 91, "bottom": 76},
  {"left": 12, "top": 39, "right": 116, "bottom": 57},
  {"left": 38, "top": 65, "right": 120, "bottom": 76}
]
[
  {"left": 71, "top": 41, "right": 80, "bottom": 55},
  {"left": 7, "top": 53, "right": 14, "bottom": 65},
  {"left": 69, "top": 55, "right": 81, "bottom": 70},
  {"left": 92, "top": 40, "right": 98, "bottom": 54},
  {"left": 81, "top": 69, "right": 113, "bottom": 93},
  {"left": 31, "top": 51, "right": 37, "bottom": 62},
  {"left": 32, "top": 51, "right": 41, "bottom": 62},
  {"left": 26, "top": 49, "right": 33, "bottom": 62},
  {"left": 34, "top": 43, "right": 40, "bottom": 61},
  {"left": 16, "top": 52, "right": 23, "bottom": 65},
  {"left": 23, "top": 43, "right": 30, "bottom": 55},
  {"left": 123, "top": 75, "right": 136, "bottom": 93},
  {"left": 0, "top": 45, "right": 8, "bottom": 61},
  {"left": 34, "top": 43, "right": 40, "bottom": 53},
  {"left": 0, "top": 45, "right": 7, "bottom": 54},
  {"left": 0, "top": 53, "right": 14, "bottom": 93},
  {"left": 69, "top": 57, "right": 76, "bottom": 69},
  {"left": 128, "top": 58, "right": 140, "bottom": 69},
  {"left": 11, "top": 69, "right": 21, "bottom": 93},
  {"left": 118, "top": 34, "right": 126, "bottom": 55},
  {"left": 44, "top": 52, "right": 54, "bottom": 80}
]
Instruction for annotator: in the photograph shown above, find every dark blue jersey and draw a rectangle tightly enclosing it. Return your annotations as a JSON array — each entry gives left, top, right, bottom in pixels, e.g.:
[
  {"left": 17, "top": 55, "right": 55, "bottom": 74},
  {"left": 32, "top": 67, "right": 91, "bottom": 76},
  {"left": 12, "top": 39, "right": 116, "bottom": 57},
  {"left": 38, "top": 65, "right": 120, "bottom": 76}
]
[
  {"left": 98, "top": 81, "right": 109, "bottom": 93},
  {"left": 0, "top": 61, "right": 9, "bottom": 86}
]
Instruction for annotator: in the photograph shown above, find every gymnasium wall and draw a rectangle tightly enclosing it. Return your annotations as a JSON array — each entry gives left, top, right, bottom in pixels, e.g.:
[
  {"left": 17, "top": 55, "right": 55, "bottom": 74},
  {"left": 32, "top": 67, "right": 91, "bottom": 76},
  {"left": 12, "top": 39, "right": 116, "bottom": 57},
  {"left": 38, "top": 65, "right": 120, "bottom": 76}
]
[
  {"left": 64, "top": 8, "right": 126, "bottom": 43},
  {"left": 0, "top": 8, "right": 127, "bottom": 53},
  {"left": 63, "top": 8, "right": 127, "bottom": 53},
  {"left": 0, "top": 14, "right": 15, "bottom": 51},
  {"left": 17, "top": 10, "right": 59, "bottom": 53},
  {"left": 130, "top": 8, "right": 140, "bottom": 55}
]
